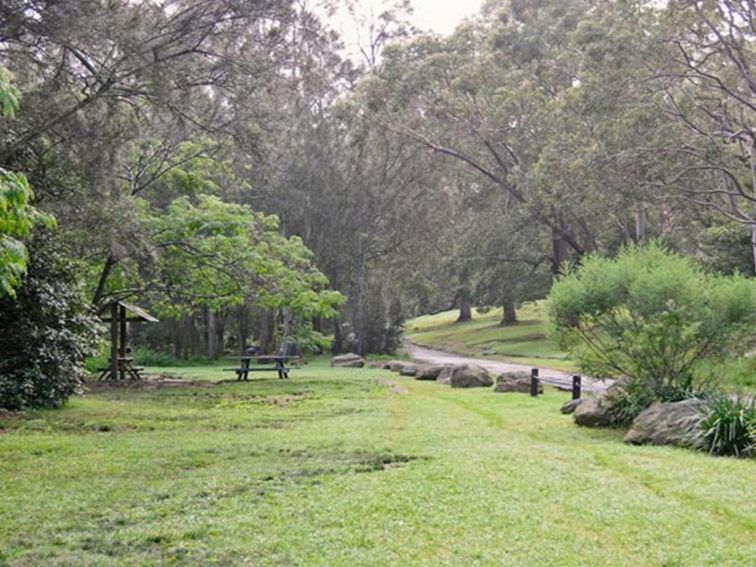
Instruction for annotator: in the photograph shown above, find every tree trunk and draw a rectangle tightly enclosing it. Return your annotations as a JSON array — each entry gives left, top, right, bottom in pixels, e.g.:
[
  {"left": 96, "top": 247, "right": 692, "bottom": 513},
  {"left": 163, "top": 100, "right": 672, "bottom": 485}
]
[
  {"left": 259, "top": 309, "right": 274, "bottom": 353},
  {"left": 207, "top": 309, "right": 218, "bottom": 360},
  {"left": 238, "top": 300, "right": 250, "bottom": 354},
  {"left": 501, "top": 300, "right": 517, "bottom": 326},
  {"left": 456, "top": 293, "right": 472, "bottom": 323},
  {"left": 216, "top": 311, "right": 225, "bottom": 358},
  {"left": 332, "top": 316, "right": 343, "bottom": 355},
  {"left": 635, "top": 205, "right": 646, "bottom": 242},
  {"left": 92, "top": 253, "right": 116, "bottom": 306},
  {"left": 551, "top": 226, "right": 569, "bottom": 274},
  {"left": 751, "top": 223, "right": 756, "bottom": 277},
  {"left": 170, "top": 318, "right": 181, "bottom": 359},
  {"left": 353, "top": 234, "right": 367, "bottom": 355}
]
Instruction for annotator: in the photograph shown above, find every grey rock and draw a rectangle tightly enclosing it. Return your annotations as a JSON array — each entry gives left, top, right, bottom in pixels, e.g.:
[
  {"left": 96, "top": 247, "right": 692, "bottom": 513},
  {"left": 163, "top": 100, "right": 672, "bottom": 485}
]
[
  {"left": 624, "top": 399, "right": 706, "bottom": 449},
  {"left": 450, "top": 364, "right": 493, "bottom": 388},
  {"left": 415, "top": 365, "right": 447, "bottom": 381},
  {"left": 494, "top": 372, "right": 542, "bottom": 394},
  {"left": 330, "top": 353, "right": 365, "bottom": 368},
  {"left": 436, "top": 366, "right": 455, "bottom": 385},
  {"left": 561, "top": 398, "right": 584, "bottom": 414},
  {"left": 399, "top": 364, "right": 419, "bottom": 377},
  {"left": 573, "top": 378, "right": 628, "bottom": 427},
  {"left": 574, "top": 398, "right": 614, "bottom": 427},
  {"left": 384, "top": 360, "right": 408, "bottom": 372}
]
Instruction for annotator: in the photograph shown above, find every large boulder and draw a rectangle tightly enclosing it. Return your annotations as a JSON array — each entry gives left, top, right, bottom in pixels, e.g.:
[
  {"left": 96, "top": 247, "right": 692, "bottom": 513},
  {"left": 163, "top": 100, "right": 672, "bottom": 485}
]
[
  {"left": 399, "top": 364, "right": 419, "bottom": 377},
  {"left": 450, "top": 364, "right": 493, "bottom": 388},
  {"left": 436, "top": 366, "right": 455, "bottom": 385},
  {"left": 330, "top": 353, "right": 365, "bottom": 368},
  {"left": 561, "top": 398, "right": 584, "bottom": 414},
  {"left": 573, "top": 398, "right": 614, "bottom": 427},
  {"left": 573, "top": 378, "right": 628, "bottom": 427},
  {"left": 624, "top": 399, "right": 706, "bottom": 449},
  {"left": 494, "top": 372, "right": 542, "bottom": 394},
  {"left": 415, "top": 365, "right": 448, "bottom": 381},
  {"left": 384, "top": 360, "right": 408, "bottom": 372}
]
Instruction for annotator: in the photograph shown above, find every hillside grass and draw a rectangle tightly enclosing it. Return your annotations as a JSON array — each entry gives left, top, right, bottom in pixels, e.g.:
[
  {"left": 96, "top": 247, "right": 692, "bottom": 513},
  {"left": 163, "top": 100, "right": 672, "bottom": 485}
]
[
  {"left": 1, "top": 361, "right": 754, "bottom": 566},
  {"left": 406, "top": 303, "right": 577, "bottom": 371}
]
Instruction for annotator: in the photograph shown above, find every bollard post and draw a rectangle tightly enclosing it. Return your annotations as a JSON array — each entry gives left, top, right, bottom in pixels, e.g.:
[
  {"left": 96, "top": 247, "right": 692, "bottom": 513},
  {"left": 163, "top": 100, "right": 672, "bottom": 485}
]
[
  {"left": 530, "top": 368, "right": 539, "bottom": 397},
  {"left": 572, "top": 375, "right": 581, "bottom": 400}
]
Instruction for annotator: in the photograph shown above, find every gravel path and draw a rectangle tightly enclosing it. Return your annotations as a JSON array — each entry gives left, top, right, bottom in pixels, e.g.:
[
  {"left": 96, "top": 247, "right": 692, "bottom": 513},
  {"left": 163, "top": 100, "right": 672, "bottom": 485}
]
[{"left": 406, "top": 343, "right": 609, "bottom": 393}]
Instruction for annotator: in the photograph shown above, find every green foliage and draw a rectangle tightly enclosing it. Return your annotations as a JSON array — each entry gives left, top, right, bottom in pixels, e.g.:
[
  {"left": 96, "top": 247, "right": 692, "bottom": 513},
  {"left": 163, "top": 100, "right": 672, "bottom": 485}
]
[
  {"left": 0, "top": 66, "right": 56, "bottom": 297},
  {"left": 132, "top": 346, "right": 181, "bottom": 367},
  {"left": 699, "top": 394, "right": 756, "bottom": 458},
  {"left": 0, "top": 65, "right": 20, "bottom": 117},
  {"left": 699, "top": 223, "right": 753, "bottom": 276},
  {"left": 0, "top": 234, "right": 100, "bottom": 410},
  {"left": 695, "top": 356, "right": 756, "bottom": 392},
  {"left": 548, "top": 243, "right": 756, "bottom": 416},
  {"left": 151, "top": 195, "right": 343, "bottom": 317}
]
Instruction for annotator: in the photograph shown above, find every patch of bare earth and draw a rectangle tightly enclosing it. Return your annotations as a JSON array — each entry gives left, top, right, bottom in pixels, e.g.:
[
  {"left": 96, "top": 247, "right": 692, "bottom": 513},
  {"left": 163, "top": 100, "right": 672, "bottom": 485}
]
[{"left": 84, "top": 374, "right": 215, "bottom": 392}]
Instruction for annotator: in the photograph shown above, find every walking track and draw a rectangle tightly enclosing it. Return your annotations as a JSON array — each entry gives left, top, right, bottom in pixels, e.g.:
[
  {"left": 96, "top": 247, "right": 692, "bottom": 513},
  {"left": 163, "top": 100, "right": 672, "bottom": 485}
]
[{"left": 406, "top": 343, "right": 609, "bottom": 393}]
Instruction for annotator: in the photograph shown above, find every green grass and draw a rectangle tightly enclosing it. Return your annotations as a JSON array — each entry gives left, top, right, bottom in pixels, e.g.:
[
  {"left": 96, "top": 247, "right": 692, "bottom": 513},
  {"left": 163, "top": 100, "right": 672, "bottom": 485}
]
[
  {"left": 406, "top": 303, "right": 577, "bottom": 371},
  {"left": 1, "top": 361, "right": 754, "bottom": 565}
]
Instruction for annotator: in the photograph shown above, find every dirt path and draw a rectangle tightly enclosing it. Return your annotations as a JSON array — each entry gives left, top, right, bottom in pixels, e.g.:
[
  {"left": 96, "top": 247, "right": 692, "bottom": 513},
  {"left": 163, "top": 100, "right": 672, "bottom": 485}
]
[{"left": 406, "top": 343, "right": 609, "bottom": 393}]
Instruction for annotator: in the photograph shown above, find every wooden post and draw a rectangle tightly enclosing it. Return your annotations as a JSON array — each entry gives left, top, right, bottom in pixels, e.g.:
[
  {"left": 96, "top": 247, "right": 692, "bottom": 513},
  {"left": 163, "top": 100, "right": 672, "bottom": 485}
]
[
  {"left": 572, "top": 375, "right": 582, "bottom": 400},
  {"left": 110, "top": 302, "right": 118, "bottom": 381},
  {"left": 119, "top": 304, "right": 127, "bottom": 380},
  {"left": 530, "top": 368, "right": 539, "bottom": 397}
]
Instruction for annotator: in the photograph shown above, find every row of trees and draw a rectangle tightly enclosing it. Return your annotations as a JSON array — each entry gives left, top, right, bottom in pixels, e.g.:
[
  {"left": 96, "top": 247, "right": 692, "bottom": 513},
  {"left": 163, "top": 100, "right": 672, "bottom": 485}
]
[
  {"left": 1, "top": 0, "right": 754, "bottom": 409},
  {"left": 347, "top": 0, "right": 755, "bottom": 321},
  {"left": 0, "top": 0, "right": 352, "bottom": 407}
]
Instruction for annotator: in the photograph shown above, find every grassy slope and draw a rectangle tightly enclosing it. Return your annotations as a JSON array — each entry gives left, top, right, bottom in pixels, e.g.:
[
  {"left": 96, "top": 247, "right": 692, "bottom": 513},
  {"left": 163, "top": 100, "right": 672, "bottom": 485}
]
[
  {"left": 1, "top": 362, "right": 754, "bottom": 566},
  {"left": 406, "top": 303, "right": 577, "bottom": 372}
]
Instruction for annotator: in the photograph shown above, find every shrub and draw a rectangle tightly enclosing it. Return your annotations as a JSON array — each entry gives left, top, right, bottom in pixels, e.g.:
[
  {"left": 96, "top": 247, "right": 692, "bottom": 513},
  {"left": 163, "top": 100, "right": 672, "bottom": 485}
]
[
  {"left": 132, "top": 346, "right": 178, "bottom": 367},
  {"left": 548, "top": 243, "right": 756, "bottom": 423},
  {"left": 0, "top": 234, "right": 99, "bottom": 410},
  {"left": 699, "top": 395, "right": 756, "bottom": 458}
]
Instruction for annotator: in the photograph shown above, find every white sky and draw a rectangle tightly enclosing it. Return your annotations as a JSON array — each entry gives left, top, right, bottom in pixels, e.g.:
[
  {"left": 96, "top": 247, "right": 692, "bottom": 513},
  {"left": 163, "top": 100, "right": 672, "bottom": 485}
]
[
  {"left": 321, "top": 0, "right": 485, "bottom": 63},
  {"left": 407, "top": 0, "right": 484, "bottom": 35}
]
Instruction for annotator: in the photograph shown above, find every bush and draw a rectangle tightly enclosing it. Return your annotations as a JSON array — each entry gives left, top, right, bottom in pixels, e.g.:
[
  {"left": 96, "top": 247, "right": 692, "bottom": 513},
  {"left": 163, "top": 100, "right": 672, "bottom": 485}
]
[
  {"left": 699, "top": 395, "right": 756, "bottom": 458},
  {"left": 131, "top": 346, "right": 178, "bottom": 367},
  {"left": 548, "top": 243, "right": 756, "bottom": 422},
  {"left": 0, "top": 234, "right": 99, "bottom": 410}
]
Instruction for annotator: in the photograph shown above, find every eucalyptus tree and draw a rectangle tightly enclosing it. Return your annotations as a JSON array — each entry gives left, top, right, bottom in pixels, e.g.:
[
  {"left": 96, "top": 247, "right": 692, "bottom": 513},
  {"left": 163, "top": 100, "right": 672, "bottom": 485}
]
[
  {"left": 359, "top": 0, "right": 624, "bottom": 272},
  {"left": 652, "top": 0, "right": 756, "bottom": 274}
]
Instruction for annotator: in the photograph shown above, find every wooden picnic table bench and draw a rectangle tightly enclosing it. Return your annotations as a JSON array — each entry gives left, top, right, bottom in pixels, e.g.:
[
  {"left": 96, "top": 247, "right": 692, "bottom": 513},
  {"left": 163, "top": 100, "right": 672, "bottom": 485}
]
[
  {"left": 224, "top": 354, "right": 301, "bottom": 380},
  {"left": 97, "top": 357, "right": 145, "bottom": 381}
]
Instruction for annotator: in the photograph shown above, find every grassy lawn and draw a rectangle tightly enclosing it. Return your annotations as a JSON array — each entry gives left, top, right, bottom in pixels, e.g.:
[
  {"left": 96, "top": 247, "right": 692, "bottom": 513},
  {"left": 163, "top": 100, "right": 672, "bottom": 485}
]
[
  {"left": 406, "top": 303, "right": 577, "bottom": 371},
  {"left": 1, "top": 361, "right": 754, "bottom": 566}
]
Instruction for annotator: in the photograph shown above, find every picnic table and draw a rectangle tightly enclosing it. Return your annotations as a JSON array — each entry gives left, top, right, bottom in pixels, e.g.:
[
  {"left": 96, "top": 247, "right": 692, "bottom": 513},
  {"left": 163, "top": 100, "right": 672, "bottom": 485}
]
[
  {"left": 98, "top": 357, "right": 145, "bottom": 381},
  {"left": 224, "top": 354, "right": 301, "bottom": 380}
]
